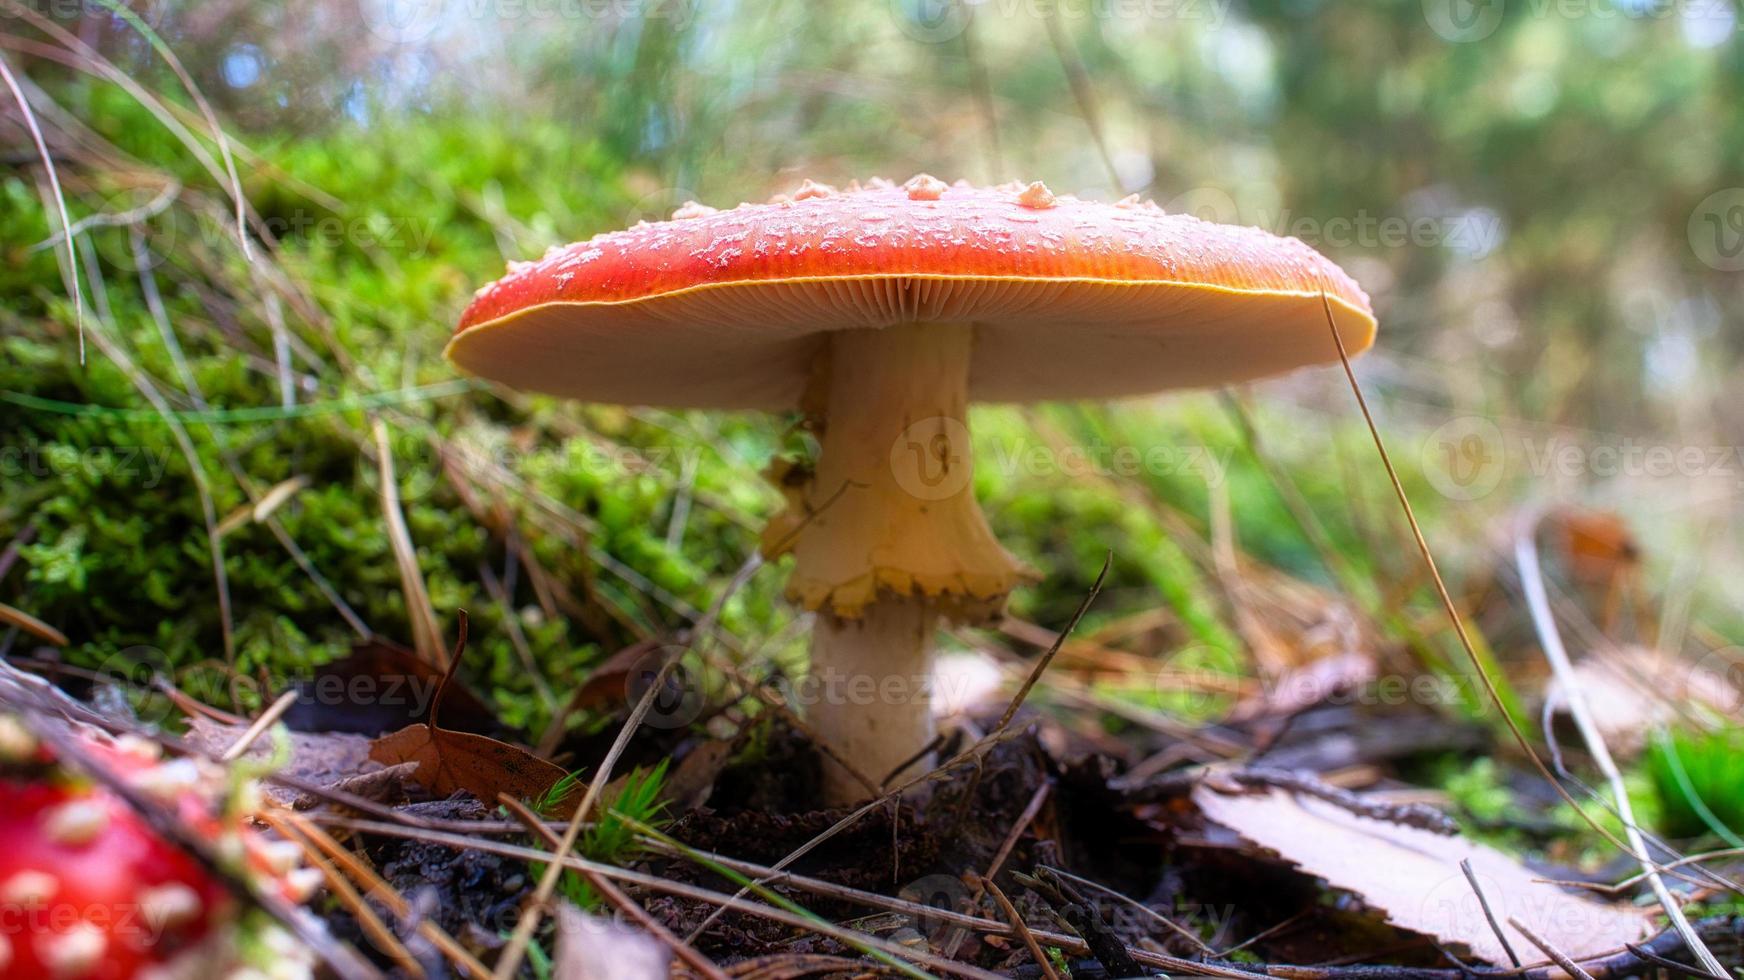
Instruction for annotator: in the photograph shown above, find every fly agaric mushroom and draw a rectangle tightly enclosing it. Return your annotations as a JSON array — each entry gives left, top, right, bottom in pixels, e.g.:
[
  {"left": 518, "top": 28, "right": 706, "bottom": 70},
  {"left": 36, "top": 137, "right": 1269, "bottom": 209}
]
[
  {"left": 449, "top": 177, "right": 1376, "bottom": 803},
  {"left": 0, "top": 715, "right": 318, "bottom": 979}
]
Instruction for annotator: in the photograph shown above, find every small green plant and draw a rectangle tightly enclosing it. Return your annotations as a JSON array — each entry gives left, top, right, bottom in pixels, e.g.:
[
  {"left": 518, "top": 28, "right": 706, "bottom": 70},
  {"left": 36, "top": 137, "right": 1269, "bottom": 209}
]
[
  {"left": 525, "top": 937, "right": 554, "bottom": 980},
  {"left": 524, "top": 761, "right": 671, "bottom": 911},
  {"left": 1648, "top": 728, "right": 1744, "bottom": 843},
  {"left": 532, "top": 768, "right": 586, "bottom": 817},
  {"left": 582, "top": 760, "right": 671, "bottom": 866}
]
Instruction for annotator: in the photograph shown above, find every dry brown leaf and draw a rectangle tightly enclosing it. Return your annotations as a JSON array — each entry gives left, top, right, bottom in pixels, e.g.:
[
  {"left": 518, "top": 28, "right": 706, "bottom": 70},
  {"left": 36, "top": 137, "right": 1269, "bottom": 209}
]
[
  {"left": 568, "top": 638, "right": 668, "bottom": 713},
  {"left": 302, "top": 761, "right": 417, "bottom": 809},
  {"left": 280, "top": 634, "right": 497, "bottom": 736},
  {"left": 369, "top": 612, "right": 572, "bottom": 815},
  {"left": 1194, "top": 783, "right": 1653, "bottom": 967},
  {"left": 371, "top": 723, "right": 571, "bottom": 813},
  {"left": 554, "top": 902, "right": 669, "bottom": 980}
]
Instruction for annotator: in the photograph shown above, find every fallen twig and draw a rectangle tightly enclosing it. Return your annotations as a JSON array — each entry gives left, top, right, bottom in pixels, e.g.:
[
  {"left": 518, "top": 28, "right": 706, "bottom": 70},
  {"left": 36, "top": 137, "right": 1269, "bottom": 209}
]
[
  {"left": 1507, "top": 916, "right": 1596, "bottom": 980},
  {"left": 1461, "top": 858, "right": 1521, "bottom": 968}
]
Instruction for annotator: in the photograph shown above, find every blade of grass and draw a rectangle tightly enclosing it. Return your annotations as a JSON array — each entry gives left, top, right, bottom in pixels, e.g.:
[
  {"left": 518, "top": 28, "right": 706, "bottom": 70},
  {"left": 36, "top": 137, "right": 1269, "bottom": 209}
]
[
  {"left": 1653, "top": 730, "right": 1744, "bottom": 849},
  {"left": 74, "top": 244, "right": 237, "bottom": 671},
  {"left": 0, "top": 49, "right": 82, "bottom": 360},
  {"left": 1, "top": 5, "right": 235, "bottom": 204},
  {"left": 372, "top": 417, "right": 445, "bottom": 666},
  {"left": 88, "top": 0, "right": 253, "bottom": 260}
]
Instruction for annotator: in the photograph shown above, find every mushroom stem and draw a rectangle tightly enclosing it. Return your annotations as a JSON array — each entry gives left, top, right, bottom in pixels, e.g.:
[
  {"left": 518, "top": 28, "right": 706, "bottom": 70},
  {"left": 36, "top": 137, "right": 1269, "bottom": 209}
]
[
  {"left": 763, "top": 322, "right": 1031, "bottom": 804},
  {"left": 809, "top": 602, "right": 939, "bottom": 800}
]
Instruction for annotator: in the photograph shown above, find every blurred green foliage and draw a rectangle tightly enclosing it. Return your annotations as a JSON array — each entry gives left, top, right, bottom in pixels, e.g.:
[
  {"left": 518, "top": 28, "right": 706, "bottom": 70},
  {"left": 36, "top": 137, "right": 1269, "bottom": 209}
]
[{"left": 1648, "top": 728, "right": 1744, "bottom": 840}]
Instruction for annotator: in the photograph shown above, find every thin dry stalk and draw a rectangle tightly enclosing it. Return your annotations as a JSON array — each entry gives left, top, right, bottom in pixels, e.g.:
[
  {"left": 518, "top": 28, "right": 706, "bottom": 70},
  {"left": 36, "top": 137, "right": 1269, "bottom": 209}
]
[
  {"left": 1622, "top": 941, "right": 1732, "bottom": 980},
  {"left": 492, "top": 551, "right": 768, "bottom": 978},
  {"left": 1555, "top": 847, "right": 1744, "bottom": 896},
  {"left": 1040, "top": 6, "right": 1120, "bottom": 193},
  {"left": 498, "top": 795, "right": 730, "bottom": 980},
  {"left": 1, "top": 5, "right": 236, "bottom": 206},
  {"left": 87, "top": 0, "right": 253, "bottom": 260},
  {"left": 0, "top": 601, "right": 68, "bottom": 646},
  {"left": 1035, "top": 866, "right": 1214, "bottom": 957},
  {"left": 372, "top": 418, "right": 445, "bottom": 667},
  {"left": 1317, "top": 294, "right": 1640, "bottom": 857},
  {"left": 128, "top": 250, "right": 370, "bottom": 639},
  {"left": 985, "top": 780, "right": 1050, "bottom": 884},
  {"left": 337, "top": 818, "right": 1160, "bottom": 980},
  {"left": 942, "top": 780, "right": 1054, "bottom": 959},
  {"left": 687, "top": 557, "right": 1110, "bottom": 946},
  {"left": 280, "top": 823, "right": 425, "bottom": 977},
  {"left": 1506, "top": 916, "right": 1596, "bottom": 980},
  {"left": 978, "top": 875, "right": 1060, "bottom": 980},
  {"left": 994, "top": 552, "right": 1108, "bottom": 733},
  {"left": 704, "top": 652, "right": 880, "bottom": 798},
  {"left": 75, "top": 309, "right": 236, "bottom": 671},
  {"left": 272, "top": 813, "right": 492, "bottom": 980},
  {"left": 479, "top": 564, "right": 556, "bottom": 709},
  {"left": 1215, "top": 910, "right": 1309, "bottom": 959},
  {"left": 986, "top": 649, "right": 1243, "bottom": 757},
  {"left": 0, "top": 49, "right": 80, "bottom": 356},
  {"left": 488, "top": 651, "right": 673, "bottom": 977},
  {"left": 1460, "top": 858, "right": 1521, "bottom": 969},
  {"left": 1514, "top": 514, "right": 1724, "bottom": 976},
  {"left": 220, "top": 690, "right": 299, "bottom": 761}
]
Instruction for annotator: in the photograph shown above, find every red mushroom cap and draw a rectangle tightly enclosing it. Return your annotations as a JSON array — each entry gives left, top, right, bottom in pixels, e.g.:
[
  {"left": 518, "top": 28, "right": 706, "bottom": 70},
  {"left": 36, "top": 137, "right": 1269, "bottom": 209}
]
[
  {"left": 449, "top": 178, "right": 1377, "bottom": 409},
  {"left": 0, "top": 753, "right": 228, "bottom": 979},
  {"left": 0, "top": 724, "right": 318, "bottom": 980}
]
